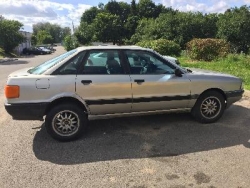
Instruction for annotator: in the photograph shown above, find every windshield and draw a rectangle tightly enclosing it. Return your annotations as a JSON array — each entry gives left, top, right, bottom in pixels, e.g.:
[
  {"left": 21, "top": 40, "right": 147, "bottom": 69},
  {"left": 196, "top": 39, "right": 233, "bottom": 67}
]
[{"left": 28, "top": 49, "right": 77, "bottom": 75}]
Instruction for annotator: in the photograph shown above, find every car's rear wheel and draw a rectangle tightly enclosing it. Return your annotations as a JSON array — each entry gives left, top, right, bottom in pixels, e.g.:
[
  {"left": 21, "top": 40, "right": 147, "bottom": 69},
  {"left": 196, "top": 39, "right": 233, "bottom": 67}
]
[
  {"left": 45, "top": 103, "right": 87, "bottom": 141},
  {"left": 192, "top": 91, "right": 226, "bottom": 123}
]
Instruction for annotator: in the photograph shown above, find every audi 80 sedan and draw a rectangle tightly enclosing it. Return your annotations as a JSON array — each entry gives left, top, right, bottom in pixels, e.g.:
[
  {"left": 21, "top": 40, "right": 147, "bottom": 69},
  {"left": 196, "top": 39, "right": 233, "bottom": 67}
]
[{"left": 4, "top": 46, "right": 244, "bottom": 141}]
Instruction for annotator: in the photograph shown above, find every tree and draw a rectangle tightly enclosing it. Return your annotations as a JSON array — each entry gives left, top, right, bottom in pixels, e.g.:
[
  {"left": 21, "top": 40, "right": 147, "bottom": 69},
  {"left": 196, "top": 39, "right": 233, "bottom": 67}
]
[
  {"left": 81, "top": 7, "right": 101, "bottom": 24},
  {"left": 105, "top": 0, "right": 121, "bottom": 16},
  {"left": 0, "top": 19, "right": 25, "bottom": 53},
  {"left": 74, "top": 22, "right": 93, "bottom": 45},
  {"left": 93, "top": 12, "right": 122, "bottom": 44},
  {"left": 217, "top": 6, "right": 250, "bottom": 53},
  {"left": 36, "top": 30, "right": 53, "bottom": 44},
  {"left": 131, "top": 0, "right": 137, "bottom": 16},
  {"left": 31, "top": 34, "right": 37, "bottom": 46},
  {"left": 33, "top": 22, "right": 69, "bottom": 44},
  {"left": 61, "top": 27, "right": 71, "bottom": 40},
  {"left": 138, "top": 0, "right": 160, "bottom": 18},
  {"left": 130, "top": 11, "right": 218, "bottom": 48},
  {"left": 125, "top": 15, "right": 139, "bottom": 40},
  {"left": 63, "top": 35, "right": 79, "bottom": 51}
]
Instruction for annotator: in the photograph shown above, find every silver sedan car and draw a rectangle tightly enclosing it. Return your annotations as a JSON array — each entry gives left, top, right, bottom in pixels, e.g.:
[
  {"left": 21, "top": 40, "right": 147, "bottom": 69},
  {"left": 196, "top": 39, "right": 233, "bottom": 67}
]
[{"left": 4, "top": 46, "right": 244, "bottom": 141}]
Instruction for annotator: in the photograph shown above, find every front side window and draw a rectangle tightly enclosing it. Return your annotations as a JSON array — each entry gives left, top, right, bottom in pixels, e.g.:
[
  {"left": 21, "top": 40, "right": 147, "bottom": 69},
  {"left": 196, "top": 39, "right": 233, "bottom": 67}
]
[
  {"left": 125, "top": 50, "right": 176, "bottom": 75},
  {"left": 80, "top": 50, "right": 124, "bottom": 75}
]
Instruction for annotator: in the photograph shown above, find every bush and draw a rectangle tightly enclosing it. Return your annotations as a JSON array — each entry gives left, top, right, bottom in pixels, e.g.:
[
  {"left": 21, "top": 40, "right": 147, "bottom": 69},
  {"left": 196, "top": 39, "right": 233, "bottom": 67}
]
[
  {"left": 136, "top": 39, "right": 181, "bottom": 56},
  {"left": 186, "top": 38, "right": 230, "bottom": 61},
  {"left": 63, "top": 35, "right": 79, "bottom": 51}
]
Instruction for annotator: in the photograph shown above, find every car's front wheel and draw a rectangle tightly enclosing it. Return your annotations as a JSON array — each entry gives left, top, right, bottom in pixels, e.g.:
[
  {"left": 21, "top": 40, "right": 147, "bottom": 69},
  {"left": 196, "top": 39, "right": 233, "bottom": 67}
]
[
  {"left": 45, "top": 103, "right": 87, "bottom": 141},
  {"left": 192, "top": 91, "right": 226, "bottom": 123}
]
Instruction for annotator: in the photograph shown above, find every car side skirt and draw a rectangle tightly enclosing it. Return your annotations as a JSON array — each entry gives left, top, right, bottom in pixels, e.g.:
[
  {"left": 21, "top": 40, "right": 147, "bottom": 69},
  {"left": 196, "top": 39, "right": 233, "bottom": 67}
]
[{"left": 88, "top": 108, "right": 191, "bottom": 120}]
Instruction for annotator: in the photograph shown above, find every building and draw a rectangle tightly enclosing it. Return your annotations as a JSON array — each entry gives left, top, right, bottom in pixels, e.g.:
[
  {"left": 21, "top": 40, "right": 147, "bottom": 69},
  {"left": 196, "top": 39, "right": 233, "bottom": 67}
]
[{"left": 15, "top": 31, "right": 32, "bottom": 55}]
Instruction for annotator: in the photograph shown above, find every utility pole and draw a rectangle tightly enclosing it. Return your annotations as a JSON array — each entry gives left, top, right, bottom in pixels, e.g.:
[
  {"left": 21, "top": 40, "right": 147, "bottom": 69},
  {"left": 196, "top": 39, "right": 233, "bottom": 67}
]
[{"left": 72, "top": 20, "right": 75, "bottom": 34}]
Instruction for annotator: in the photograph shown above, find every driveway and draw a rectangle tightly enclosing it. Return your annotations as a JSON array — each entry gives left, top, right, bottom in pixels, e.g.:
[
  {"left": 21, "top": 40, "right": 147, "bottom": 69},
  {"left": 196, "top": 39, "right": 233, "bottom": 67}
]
[{"left": 0, "top": 47, "right": 250, "bottom": 188}]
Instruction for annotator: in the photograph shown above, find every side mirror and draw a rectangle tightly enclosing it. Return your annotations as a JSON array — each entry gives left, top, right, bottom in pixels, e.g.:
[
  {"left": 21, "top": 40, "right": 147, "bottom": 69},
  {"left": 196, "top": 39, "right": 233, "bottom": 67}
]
[{"left": 175, "top": 68, "right": 183, "bottom": 77}]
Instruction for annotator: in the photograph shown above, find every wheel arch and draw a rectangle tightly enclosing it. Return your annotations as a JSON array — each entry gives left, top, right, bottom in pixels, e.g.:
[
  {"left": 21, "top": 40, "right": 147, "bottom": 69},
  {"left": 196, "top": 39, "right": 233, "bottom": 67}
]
[
  {"left": 44, "top": 97, "right": 89, "bottom": 116},
  {"left": 199, "top": 88, "right": 227, "bottom": 101}
]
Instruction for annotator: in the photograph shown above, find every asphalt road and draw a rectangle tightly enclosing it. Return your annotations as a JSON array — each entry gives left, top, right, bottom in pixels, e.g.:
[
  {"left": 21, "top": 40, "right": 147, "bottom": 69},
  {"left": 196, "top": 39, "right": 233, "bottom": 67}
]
[{"left": 0, "top": 47, "right": 250, "bottom": 188}]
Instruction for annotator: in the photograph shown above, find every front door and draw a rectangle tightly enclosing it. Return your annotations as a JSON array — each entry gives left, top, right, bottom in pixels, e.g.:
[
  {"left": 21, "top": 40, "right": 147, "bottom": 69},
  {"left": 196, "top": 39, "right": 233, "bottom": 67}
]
[
  {"left": 75, "top": 49, "right": 132, "bottom": 115},
  {"left": 124, "top": 50, "right": 191, "bottom": 112}
]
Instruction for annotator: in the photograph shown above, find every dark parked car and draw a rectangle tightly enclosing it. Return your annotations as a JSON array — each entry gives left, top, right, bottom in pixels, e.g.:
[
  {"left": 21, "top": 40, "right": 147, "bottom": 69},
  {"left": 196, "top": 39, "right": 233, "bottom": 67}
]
[
  {"left": 36, "top": 45, "right": 56, "bottom": 52},
  {"left": 23, "top": 47, "right": 49, "bottom": 55}
]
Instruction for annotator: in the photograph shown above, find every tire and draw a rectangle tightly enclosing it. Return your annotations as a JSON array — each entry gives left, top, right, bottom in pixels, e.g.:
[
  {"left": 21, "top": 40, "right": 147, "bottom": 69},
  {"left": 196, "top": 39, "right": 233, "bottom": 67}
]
[
  {"left": 191, "top": 91, "right": 226, "bottom": 123},
  {"left": 45, "top": 103, "right": 88, "bottom": 141}
]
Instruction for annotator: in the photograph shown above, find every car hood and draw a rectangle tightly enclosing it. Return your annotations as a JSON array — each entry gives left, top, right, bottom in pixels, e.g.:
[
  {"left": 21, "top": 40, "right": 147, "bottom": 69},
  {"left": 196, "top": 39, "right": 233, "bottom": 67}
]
[
  {"left": 189, "top": 68, "right": 239, "bottom": 79},
  {"left": 8, "top": 67, "right": 32, "bottom": 77}
]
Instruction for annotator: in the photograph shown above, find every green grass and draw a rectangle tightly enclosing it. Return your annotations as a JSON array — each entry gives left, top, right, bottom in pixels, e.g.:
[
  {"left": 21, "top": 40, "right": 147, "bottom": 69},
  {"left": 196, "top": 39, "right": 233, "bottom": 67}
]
[
  {"left": 179, "top": 54, "right": 250, "bottom": 90},
  {"left": 0, "top": 48, "right": 4, "bottom": 59}
]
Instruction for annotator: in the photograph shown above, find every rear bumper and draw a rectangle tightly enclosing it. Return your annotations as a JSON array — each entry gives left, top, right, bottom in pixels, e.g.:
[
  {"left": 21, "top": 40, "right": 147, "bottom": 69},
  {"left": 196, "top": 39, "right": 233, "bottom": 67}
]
[
  {"left": 5, "top": 102, "right": 49, "bottom": 120},
  {"left": 225, "top": 89, "right": 244, "bottom": 108}
]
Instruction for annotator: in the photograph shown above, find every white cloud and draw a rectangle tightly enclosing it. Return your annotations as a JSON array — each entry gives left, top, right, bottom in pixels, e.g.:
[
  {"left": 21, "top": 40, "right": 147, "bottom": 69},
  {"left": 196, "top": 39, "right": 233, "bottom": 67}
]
[
  {"left": 68, "top": 4, "right": 92, "bottom": 21},
  {"left": 0, "top": 0, "right": 91, "bottom": 32},
  {"left": 161, "top": 0, "right": 230, "bottom": 13}
]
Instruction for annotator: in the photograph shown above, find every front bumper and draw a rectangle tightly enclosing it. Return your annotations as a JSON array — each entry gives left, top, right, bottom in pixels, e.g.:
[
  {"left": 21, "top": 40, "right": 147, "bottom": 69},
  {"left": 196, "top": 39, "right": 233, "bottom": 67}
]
[
  {"left": 5, "top": 102, "right": 49, "bottom": 120},
  {"left": 225, "top": 89, "right": 244, "bottom": 108}
]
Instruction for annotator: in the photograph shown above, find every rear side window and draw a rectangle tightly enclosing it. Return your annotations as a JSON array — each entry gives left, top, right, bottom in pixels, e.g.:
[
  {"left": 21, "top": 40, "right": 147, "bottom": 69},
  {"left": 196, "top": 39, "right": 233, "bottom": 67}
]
[
  {"left": 28, "top": 49, "right": 77, "bottom": 75},
  {"left": 56, "top": 51, "right": 86, "bottom": 75},
  {"left": 80, "top": 50, "right": 124, "bottom": 75}
]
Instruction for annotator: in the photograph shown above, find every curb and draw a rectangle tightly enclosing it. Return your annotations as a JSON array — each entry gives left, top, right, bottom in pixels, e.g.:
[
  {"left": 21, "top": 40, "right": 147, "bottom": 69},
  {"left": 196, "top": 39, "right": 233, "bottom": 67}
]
[{"left": 0, "top": 58, "right": 18, "bottom": 63}]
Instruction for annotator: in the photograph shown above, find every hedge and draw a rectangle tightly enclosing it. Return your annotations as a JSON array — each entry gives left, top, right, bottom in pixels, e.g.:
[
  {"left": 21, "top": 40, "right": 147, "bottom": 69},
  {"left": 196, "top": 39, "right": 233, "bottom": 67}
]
[{"left": 186, "top": 38, "right": 230, "bottom": 61}]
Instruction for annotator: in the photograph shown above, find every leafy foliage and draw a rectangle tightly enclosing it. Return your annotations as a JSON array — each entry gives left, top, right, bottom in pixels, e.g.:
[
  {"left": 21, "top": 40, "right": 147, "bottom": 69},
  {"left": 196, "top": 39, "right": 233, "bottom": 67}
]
[
  {"left": 0, "top": 19, "right": 25, "bottom": 53},
  {"left": 81, "top": 7, "right": 101, "bottom": 24},
  {"left": 130, "top": 11, "right": 218, "bottom": 48},
  {"left": 63, "top": 35, "right": 79, "bottom": 51},
  {"left": 186, "top": 38, "right": 230, "bottom": 61},
  {"left": 93, "top": 12, "right": 122, "bottom": 44},
  {"left": 217, "top": 6, "right": 250, "bottom": 53},
  {"left": 74, "top": 22, "right": 93, "bottom": 45},
  {"left": 76, "top": 2, "right": 250, "bottom": 54},
  {"left": 33, "top": 22, "right": 71, "bottom": 44},
  {"left": 136, "top": 39, "right": 181, "bottom": 56},
  {"left": 36, "top": 30, "right": 53, "bottom": 45}
]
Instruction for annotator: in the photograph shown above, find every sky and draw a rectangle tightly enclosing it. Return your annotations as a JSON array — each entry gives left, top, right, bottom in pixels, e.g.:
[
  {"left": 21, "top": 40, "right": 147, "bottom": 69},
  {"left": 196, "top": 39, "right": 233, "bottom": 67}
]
[{"left": 0, "top": 0, "right": 250, "bottom": 32}]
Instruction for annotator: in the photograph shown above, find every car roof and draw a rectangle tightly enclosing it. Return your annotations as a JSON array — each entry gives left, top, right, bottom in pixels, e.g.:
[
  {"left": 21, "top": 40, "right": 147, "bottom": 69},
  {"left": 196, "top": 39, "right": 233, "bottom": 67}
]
[{"left": 76, "top": 45, "right": 148, "bottom": 52}]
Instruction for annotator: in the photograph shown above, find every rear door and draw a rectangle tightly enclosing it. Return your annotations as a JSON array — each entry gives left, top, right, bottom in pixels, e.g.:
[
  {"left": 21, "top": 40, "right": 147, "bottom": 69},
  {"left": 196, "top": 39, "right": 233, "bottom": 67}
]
[
  {"left": 75, "top": 49, "right": 132, "bottom": 115},
  {"left": 124, "top": 50, "right": 191, "bottom": 112}
]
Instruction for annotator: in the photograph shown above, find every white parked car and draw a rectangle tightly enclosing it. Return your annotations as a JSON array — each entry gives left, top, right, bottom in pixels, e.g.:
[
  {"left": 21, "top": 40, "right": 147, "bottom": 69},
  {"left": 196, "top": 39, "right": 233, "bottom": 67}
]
[{"left": 4, "top": 46, "right": 244, "bottom": 141}]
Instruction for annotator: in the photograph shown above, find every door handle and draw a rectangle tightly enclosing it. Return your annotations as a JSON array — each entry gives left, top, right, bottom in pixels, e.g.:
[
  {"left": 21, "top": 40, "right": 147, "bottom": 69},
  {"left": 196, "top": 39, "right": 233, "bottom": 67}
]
[
  {"left": 81, "top": 80, "right": 92, "bottom": 85},
  {"left": 134, "top": 79, "right": 145, "bottom": 83}
]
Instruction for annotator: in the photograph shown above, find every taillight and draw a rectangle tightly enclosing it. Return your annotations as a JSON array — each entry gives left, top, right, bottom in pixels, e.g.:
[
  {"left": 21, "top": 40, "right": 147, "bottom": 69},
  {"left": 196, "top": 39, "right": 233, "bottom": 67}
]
[{"left": 5, "top": 85, "right": 20, "bottom": 98}]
